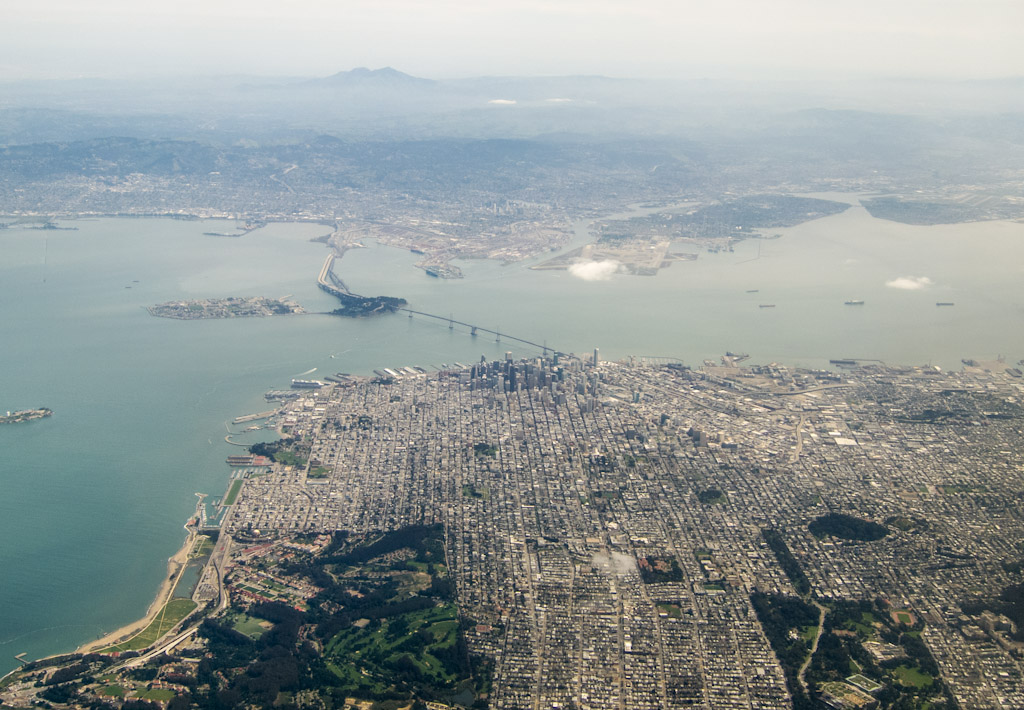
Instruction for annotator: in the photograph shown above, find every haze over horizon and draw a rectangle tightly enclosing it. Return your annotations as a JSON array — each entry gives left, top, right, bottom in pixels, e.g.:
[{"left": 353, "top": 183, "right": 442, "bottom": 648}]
[{"left": 3, "top": 0, "right": 1023, "bottom": 82}]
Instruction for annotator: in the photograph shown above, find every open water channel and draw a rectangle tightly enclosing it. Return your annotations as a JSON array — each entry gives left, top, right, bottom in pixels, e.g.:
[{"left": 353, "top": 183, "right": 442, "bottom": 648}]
[{"left": 1, "top": 197, "right": 1023, "bottom": 674}]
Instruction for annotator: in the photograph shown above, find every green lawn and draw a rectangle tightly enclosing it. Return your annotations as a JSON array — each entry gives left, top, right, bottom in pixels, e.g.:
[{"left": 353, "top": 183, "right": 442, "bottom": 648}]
[
  {"left": 98, "top": 685, "right": 124, "bottom": 697},
  {"left": 138, "top": 688, "right": 176, "bottom": 701},
  {"left": 101, "top": 599, "right": 197, "bottom": 653},
  {"left": 224, "top": 479, "right": 243, "bottom": 506},
  {"left": 657, "top": 603, "right": 683, "bottom": 619},
  {"left": 231, "top": 613, "right": 270, "bottom": 639},
  {"left": 894, "top": 664, "right": 934, "bottom": 688},
  {"left": 430, "top": 620, "right": 460, "bottom": 642},
  {"left": 845, "top": 620, "right": 875, "bottom": 637},
  {"left": 325, "top": 603, "right": 461, "bottom": 689},
  {"left": 273, "top": 451, "right": 306, "bottom": 467},
  {"left": 192, "top": 536, "right": 215, "bottom": 557},
  {"left": 393, "top": 570, "right": 433, "bottom": 597}
]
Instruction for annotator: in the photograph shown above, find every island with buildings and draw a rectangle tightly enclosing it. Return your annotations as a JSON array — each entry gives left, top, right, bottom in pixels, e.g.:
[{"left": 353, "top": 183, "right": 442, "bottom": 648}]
[
  {"left": 148, "top": 297, "right": 305, "bottom": 320},
  {"left": 316, "top": 253, "right": 408, "bottom": 317}
]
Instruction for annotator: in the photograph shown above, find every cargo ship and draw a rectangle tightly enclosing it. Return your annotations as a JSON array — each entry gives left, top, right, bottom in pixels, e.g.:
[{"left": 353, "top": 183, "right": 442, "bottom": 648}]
[
  {"left": 936, "top": 302, "right": 955, "bottom": 307},
  {"left": 759, "top": 304, "right": 776, "bottom": 308},
  {"left": 844, "top": 299, "right": 865, "bottom": 305}
]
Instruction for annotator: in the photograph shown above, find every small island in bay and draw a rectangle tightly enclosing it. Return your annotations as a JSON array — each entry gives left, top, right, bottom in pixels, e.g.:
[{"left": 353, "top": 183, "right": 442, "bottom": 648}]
[
  {"left": 328, "top": 292, "right": 407, "bottom": 317},
  {"left": 1, "top": 408, "right": 53, "bottom": 424},
  {"left": 148, "top": 297, "right": 304, "bottom": 320},
  {"left": 317, "top": 254, "right": 408, "bottom": 317}
]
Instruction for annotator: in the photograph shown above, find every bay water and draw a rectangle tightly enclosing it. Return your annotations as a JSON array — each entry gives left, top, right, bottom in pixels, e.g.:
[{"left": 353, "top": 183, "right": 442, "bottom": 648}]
[{"left": 1, "top": 200, "right": 1023, "bottom": 675}]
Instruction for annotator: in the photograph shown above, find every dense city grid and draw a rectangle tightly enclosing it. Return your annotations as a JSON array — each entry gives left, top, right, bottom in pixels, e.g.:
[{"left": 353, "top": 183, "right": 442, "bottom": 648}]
[{"left": 223, "top": 356, "right": 1024, "bottom": 708}]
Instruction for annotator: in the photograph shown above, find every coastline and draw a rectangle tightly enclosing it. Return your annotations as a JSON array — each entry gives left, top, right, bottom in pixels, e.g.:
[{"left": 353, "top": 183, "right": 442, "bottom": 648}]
[
  {"left": 75, "top": 527, "right": 197, "bottom": 655},
  {"left": 5, "top": 210, "right": 1024, "bottom": 683}
]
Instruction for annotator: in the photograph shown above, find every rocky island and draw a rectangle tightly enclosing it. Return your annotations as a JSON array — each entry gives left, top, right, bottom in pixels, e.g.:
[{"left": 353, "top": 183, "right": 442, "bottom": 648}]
[
  {"left": 327, "top": 292, "right": 407, "bottom": 317},
  {"left": 0, "top": 408, "right": 52, "bottom": 425}
]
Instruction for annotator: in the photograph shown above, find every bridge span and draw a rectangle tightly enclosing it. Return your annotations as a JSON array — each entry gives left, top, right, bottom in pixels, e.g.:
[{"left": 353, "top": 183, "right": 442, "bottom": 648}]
[
  {"left": 318, "top": 254, "right": 558, "bottom": 355},
  {"left": 399, "top": 308, "right": 556, "bottom": 355}
]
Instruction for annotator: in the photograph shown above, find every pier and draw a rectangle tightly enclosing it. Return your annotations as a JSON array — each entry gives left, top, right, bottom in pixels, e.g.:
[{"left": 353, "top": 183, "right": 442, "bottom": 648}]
[{"left": 232, "top": 410, "right": 277, "bottom": 424}]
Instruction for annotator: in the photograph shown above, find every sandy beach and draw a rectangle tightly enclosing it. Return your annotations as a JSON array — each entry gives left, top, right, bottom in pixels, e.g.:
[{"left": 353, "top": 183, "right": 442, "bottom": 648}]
[{"left": 76, "top": 529, "right": 197, "bottom": 654}]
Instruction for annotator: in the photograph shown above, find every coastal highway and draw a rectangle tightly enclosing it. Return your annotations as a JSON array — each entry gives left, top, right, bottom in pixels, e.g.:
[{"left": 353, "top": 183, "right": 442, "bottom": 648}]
[
  {"left": 118, "top": 534, "right": 232, "bottom": 671},
  {"left": 117, "top": 626, "right": 200, "bottom": 671}
]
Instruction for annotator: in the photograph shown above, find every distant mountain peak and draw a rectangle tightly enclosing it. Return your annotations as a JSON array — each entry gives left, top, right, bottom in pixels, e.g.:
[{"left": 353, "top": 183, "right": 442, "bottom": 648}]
[{"left": 316, "top": 67, "right": 433, "bottom": 86}]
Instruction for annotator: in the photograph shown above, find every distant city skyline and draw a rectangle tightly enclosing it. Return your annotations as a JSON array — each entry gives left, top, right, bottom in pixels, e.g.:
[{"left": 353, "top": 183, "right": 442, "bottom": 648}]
[{"left": 3, "top": 0, "right": 1023, "bottom": 81}]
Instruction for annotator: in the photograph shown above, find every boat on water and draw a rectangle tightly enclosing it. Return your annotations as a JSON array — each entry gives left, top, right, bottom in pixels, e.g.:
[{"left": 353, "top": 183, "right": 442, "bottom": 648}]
[
  {"left": 759, "top": 304, "right": 776, "bottom": 308},
  {"left": 291, "top": 379, "right": 326, "bottom": 389},
  {"left": 936, "top": 302, "right": 955, "bottom": 307},
  {"left": 844, "top": 299, "right": 865, "bottom": 305}
]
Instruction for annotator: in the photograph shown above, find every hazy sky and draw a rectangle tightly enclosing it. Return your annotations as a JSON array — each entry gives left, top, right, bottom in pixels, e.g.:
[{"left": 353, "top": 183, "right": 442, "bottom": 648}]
[{"left": 3, "top": 0, "right": 1023, "bottom": 81}]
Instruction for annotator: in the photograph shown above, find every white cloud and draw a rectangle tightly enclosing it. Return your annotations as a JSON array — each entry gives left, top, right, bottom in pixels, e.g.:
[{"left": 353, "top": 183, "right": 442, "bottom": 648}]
[
  {"left": 569, "top": 259, "right": 619, "bottom": 281},
  {"left": 591, "top": 551, "right": 638, "bottom": 575},
  {"left": 545, "top": 97, "right": 573, "bottom": 103},
  {"left": 885, "top": 276, "right": 934, "bottom": 290},
  {"left": 488, "top": 99, "right": 517, "bottom": 105}
]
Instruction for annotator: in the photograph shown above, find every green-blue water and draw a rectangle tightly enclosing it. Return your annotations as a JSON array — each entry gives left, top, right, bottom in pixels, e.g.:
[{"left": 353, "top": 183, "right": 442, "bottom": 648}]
[{"left": 2, "top": 202, "right": 1023, "bottom": 675}]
